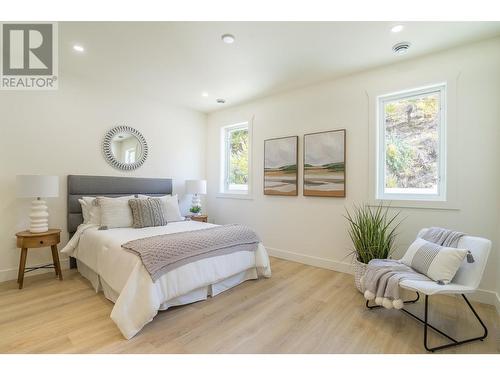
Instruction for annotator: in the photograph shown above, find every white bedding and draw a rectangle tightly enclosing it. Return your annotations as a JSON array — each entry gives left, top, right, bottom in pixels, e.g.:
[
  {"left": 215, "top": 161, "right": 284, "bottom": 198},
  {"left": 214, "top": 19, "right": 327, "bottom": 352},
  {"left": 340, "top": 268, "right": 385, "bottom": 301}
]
[{"left": 62, "top": 221, "right": 271, "bottom": 339}]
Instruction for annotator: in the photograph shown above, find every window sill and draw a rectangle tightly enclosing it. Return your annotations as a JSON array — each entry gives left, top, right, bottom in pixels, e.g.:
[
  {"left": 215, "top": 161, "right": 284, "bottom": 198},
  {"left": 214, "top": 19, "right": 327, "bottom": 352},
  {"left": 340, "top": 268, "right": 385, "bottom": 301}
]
[
  {"left": 216, "top": 193, "right": 254, "bottom": 200},
  {"left": 370, "top": 199, "right": 460, "bottom": 211}
]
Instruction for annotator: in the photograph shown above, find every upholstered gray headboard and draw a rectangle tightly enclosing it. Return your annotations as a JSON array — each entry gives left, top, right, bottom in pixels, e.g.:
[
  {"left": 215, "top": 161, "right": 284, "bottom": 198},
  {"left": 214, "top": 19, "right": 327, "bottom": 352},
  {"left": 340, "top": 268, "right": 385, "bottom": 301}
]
[{"left": 67, "top": 175, "right": 173, "bottom": 236}]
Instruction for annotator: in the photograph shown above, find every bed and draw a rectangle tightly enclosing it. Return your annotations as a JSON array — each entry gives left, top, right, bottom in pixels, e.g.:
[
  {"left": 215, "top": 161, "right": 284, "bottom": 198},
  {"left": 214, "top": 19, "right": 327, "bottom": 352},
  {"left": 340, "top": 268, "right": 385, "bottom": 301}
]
[{"left": 62, "top": 175, "right": 271, "bottom": 339}]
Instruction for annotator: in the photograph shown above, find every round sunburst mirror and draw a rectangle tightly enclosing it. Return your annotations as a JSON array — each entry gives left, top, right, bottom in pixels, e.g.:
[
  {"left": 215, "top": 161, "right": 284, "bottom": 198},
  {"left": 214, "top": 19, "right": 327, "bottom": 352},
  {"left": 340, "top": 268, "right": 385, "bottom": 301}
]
[{"left": 102, "top": 126, "right": 148, "bottom": 171}]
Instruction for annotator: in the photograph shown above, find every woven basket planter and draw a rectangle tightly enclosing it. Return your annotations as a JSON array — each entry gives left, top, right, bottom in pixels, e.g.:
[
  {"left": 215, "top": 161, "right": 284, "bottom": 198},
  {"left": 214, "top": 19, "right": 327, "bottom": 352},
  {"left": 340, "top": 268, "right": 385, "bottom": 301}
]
[{"left": 353, "top": 259, "right": 368, "bottom": 293}]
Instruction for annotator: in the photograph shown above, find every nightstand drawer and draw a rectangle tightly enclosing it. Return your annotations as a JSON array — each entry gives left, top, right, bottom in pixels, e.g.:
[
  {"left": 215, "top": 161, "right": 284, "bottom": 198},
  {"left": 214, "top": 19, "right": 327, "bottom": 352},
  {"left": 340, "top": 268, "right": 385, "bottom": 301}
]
[
  {"left": 189, "top": 215, "right": 208, "bottom": 223},
  {"left": 17, "top": 233, "right": 60, "bottom": 248}
]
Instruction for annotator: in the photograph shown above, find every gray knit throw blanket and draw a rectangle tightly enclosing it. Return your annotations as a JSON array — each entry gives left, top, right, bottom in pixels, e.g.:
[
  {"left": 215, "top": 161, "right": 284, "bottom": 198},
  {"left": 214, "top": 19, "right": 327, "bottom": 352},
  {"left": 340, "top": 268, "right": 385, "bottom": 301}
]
[
  {"left": 420, "top": 227, "right": 465, "bottom": 247},
  {"left": 122, "top": 224, "right": 260, "bottom": 282},
  {"left": 361, "top": 227, "right": 465, "bottom": 309}
]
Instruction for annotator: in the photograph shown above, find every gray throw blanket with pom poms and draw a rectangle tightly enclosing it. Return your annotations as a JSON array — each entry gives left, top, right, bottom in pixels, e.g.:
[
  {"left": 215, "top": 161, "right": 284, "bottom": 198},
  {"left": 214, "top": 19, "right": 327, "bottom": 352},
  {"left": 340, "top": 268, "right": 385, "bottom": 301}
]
[
  {"left": 361, "top": 259, "right": 430, "bottom": 309},
  {"left": 361, "top": 227, "right": 465, "bottom": 309}
]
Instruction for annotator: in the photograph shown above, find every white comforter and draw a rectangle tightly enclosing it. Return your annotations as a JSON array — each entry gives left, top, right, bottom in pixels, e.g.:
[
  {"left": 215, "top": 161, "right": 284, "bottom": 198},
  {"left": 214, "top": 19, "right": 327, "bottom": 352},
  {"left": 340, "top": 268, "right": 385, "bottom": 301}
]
[{"left": 62, "top": 221, "right": 271, "bottom": 339}]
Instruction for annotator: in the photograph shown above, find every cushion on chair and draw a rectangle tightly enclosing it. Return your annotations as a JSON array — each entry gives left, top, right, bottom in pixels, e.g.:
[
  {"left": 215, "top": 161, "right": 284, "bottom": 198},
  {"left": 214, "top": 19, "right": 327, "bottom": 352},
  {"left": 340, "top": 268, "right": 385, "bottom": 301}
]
[{"left": 400, "top": 238, "right": 468, "bottom": 284}]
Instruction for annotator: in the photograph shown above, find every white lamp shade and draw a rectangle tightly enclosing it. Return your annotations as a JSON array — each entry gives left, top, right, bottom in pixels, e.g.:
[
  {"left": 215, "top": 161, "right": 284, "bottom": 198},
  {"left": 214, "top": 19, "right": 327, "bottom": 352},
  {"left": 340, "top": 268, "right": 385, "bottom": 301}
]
[
  {"left": 16, "top": 175, "right": 59, "bottom": 198},
  {"left": 185, "top": 179, "right": 207, "bottom": 195}
]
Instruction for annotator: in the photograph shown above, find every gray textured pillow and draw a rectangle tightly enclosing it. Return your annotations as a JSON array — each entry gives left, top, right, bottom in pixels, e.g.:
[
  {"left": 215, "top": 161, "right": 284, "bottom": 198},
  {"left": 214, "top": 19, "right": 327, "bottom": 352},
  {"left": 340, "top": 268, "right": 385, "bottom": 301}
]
[{"left": 129, "top": 198, "right": 167, "bottom": 228}]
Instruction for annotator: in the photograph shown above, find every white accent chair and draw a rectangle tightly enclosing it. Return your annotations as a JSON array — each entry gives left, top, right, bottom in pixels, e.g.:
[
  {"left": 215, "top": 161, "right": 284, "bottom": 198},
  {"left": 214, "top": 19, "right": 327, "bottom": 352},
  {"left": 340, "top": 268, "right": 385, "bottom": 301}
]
[{"left": 366, "top": 228, "right": 491, "bottom": 352}]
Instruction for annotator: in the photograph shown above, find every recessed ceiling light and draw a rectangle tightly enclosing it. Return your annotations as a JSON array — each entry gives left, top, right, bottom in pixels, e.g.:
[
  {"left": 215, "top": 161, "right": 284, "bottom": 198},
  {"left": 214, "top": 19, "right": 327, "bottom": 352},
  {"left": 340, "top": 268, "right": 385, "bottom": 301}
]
[
  {"left": 221, "top": 34, "right": 235, "bottom": 44},
  {"left": 216, "top": 98, "right": 226, "bottom": 104},
  {"left": 201, "top": 92, "right": 209, "bottom": 97},
  {"left": 73, "top": 44, "right": 85, "bottom": 52},
  {"left": 391, "top": 25, "right": 404, "bottom": 33},
  {"left": 392, "top": 42, "right": 411, "bottom": 55}
]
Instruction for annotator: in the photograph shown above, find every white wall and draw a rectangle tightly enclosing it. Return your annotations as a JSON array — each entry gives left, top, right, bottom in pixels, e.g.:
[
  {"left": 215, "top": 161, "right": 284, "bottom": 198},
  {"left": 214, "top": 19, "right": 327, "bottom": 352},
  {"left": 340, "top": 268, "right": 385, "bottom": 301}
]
[
  {"left": 206, "top": 37, "right": 500, "bottom": 306},
  {"left": 0, "top": 71, "right": 207, "bottom": 282},
  {"left": 498, "top": 187, "right": 500, "bottom": 311}
]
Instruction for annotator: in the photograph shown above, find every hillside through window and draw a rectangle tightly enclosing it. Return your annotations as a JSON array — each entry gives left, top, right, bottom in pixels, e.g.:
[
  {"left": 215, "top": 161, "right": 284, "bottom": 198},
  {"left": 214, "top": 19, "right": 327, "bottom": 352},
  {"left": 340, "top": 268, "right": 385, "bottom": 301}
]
[{"left": 377, "top": 84, "right": 446, "bottom": 201}]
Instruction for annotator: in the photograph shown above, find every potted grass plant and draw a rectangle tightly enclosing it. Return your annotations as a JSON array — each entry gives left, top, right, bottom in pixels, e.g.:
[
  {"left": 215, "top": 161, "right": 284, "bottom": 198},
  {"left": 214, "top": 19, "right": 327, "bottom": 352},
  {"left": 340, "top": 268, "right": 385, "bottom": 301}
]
[{"left": 344, "top": 203, "right": 402, "bottom": 293}]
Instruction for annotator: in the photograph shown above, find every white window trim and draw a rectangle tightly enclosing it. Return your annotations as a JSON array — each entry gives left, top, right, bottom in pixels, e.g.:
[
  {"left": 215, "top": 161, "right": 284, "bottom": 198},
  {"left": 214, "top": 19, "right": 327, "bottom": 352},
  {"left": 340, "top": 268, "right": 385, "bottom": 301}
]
[
  {"left": 217, "top": 120, "right": 253, "bottom": 199},
  {"left": 376, "top": 83, "right": 447, "bottom": 202}
]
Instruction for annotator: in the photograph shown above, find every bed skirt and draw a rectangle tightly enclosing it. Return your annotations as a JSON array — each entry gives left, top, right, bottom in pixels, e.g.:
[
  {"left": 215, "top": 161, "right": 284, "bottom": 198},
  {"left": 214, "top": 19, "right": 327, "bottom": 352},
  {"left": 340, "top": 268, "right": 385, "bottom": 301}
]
[{"left": 76, "top": 259, "right": 260, "bottom": 329}]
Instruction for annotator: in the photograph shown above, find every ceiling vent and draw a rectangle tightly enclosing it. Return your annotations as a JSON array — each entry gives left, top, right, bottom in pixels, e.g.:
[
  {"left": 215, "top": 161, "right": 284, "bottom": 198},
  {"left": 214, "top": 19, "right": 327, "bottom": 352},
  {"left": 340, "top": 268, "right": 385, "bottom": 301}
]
[
  {"left": 392, "top": 42, "right": 411, "bottom": 55},
  {"left": 216, "top": 98, "right": 226, "bottom": 104}
]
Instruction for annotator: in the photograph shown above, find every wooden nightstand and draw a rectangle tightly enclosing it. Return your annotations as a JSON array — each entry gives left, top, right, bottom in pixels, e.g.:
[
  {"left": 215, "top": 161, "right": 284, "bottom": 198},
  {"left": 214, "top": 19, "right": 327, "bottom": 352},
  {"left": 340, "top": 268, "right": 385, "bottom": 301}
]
[
  {"left": 15, "top": 229, "right": 63, "bottom": 289},
  {"left": 188, "top": 215, "right": 208, "bottom": 223}
]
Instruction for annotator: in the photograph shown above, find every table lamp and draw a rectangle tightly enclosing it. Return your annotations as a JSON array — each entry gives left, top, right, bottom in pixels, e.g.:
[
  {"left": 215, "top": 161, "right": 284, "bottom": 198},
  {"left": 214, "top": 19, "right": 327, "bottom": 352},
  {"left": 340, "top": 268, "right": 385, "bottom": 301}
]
[
  {"left": 16, "top": 175, "right": 59, "bottom": 233},
  {"left": 185, "top": 179, "right": 207, "bottom": 215}
]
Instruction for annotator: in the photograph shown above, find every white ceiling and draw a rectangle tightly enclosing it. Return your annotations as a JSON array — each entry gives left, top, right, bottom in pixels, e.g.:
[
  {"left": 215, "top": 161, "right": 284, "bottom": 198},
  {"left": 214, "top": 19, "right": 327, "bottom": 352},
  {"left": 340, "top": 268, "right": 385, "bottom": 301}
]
[{"left": 60, "top": 22, "right": 500, "bottom": 113}]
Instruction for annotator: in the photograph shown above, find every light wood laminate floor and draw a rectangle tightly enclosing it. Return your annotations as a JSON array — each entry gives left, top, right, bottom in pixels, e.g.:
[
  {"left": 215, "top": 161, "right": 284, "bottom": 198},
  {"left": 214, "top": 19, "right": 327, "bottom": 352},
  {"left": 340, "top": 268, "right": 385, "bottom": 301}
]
[{"left": 0, "top": 257, "right": 498, "bottom": 353}]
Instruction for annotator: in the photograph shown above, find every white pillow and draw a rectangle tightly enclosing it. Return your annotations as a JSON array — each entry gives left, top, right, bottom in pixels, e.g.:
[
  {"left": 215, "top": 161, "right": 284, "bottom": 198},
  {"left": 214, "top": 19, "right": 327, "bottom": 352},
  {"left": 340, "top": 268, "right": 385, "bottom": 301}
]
[
  {"left": 96, "top": 196, "right": 136, "bottom": 229},
  {"left": 78, "top": 199, "right": 90, "bottom": 224},
  {"left": 401, "top": 238, "right": 467, "bottom": 284},
  {"left": 97, "top": 195, "right": 135, "bottom": 229},
  {"left": 82, "top": 196, "right": 101, "bottom": 225},
  {"left": 156, "top": 194, "right": 183, "bottom": 222}
]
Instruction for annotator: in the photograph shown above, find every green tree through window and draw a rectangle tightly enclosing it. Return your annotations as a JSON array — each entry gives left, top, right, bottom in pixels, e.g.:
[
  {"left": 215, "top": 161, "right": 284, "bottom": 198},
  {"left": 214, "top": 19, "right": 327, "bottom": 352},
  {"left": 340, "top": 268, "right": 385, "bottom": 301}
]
[
  {"left": 377, "top": 84, "right": 446, "bottom": 201},
  {"left": 229, "top": 129, "right": 249, "bottom": 186}
]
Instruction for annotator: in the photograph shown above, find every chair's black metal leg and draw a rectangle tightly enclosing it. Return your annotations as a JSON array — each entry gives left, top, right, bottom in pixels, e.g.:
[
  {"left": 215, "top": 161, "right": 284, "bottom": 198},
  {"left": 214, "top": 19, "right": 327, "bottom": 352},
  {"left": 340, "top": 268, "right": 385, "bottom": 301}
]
[
  {"left": 366, "top": 292, "right": 489, "bottom": 352},
  {"left": 401, "top": 296, "right": 458, "bottom": 345},
  {"left": 462, "top": 294, "right": 488, "bottom": 341},
  {"left": 419, "top": 294, "right": 488, "bottom": 352},
  {"left": 424, "top": 294, "right": 429, "bottom": 350},
  {"left": 408, "top": 291, "right": 420, "bottom": 304}
]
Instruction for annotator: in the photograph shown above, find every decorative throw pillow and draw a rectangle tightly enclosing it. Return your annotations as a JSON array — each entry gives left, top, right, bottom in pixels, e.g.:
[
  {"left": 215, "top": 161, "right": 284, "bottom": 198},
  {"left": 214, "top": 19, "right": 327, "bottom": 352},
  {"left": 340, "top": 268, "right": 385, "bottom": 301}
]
[
  {"left": 82, "top": 196, "right": 100, "bottom": 225},
  {"left": 155, "top": 194, "right": 184, "bottom": 222},
  {"left": 129, "top": 198, "right": 167, "bottom": 228},
  {"left": 96, "top": 196, "right": 136, "bottom": 229},
  {"left": 78, "top": 198, "right": 90, "bottom": 224},
  {"left": 400, "top": 238, "right": 468, "bottom": 283}
]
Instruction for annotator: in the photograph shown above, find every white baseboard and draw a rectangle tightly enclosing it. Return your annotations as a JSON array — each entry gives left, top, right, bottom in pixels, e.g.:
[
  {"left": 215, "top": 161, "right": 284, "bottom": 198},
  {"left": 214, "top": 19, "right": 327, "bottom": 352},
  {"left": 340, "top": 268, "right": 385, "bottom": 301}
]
[
  {"left": 0, "top": 258, "right": 70, "bottom": 283},
  {"left": 267, "top": 246, "right": 500, "bottom": 313},
  {"left": 475, "top": 290, "right": 500, "bottom": 314},
  {"left": 489, "top": 291, "right": 500, "bottom": 315},
  {"left": 267, "top": 247, "right": 354, "bottom": 275}
]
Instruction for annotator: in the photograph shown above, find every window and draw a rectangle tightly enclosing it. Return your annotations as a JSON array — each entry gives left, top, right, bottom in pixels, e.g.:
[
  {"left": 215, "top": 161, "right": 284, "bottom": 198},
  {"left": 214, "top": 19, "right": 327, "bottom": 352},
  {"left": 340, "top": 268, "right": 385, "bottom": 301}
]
[
  {"left": 377, "top": 84, "right": 446, "bottom": 201},
  {"left": 124, "top": 148, "right": 136, "bottom": 164},
  {"left": 220, "top": 122, "right": 251, "bottom": 195}
]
